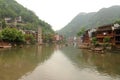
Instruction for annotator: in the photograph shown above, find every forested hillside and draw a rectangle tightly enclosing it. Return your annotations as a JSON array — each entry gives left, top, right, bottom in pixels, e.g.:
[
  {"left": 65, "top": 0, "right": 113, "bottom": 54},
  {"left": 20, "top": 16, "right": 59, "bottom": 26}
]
[
  {"left": 0, "top": 0, "right": 54, "bottom": 33},
  {"left": 58, "top": 6, "right": 120, "bottom": 37}
]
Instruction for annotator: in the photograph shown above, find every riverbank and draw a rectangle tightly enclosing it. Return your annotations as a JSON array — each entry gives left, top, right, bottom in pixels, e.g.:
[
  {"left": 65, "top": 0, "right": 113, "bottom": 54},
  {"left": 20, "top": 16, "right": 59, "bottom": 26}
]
[
  {"left": 0, "top": 42, "right": 12, "bottom": 48},
  {"left": 78, "top": 43, "right": 116, "bottom": 53}
]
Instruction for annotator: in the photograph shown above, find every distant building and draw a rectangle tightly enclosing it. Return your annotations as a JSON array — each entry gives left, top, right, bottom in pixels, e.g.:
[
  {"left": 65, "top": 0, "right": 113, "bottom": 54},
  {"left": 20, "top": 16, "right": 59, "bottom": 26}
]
[
  {"left": 67, "top": 37, "right": 74, "bottom": 44},
  {"left": 37, "top": 27, "right": 42, "bottom": 44},
  {"left": 16, "top": 16, "right": 22, "bottom": 22},
  {"left": 82, "top": 29, "right": 90, "bottom": 44},
  {"left": 1, "top": 16, "right": 43, "bottom": 45},
  {"left": 22, "top": 28, "right": 43, "bottom": 44},
  {"left": 4, "top": 17, "right": 12, "bottom": 23},
  {"left": 4, "top": 16, "right": 23, "bottom": 28},
  {"left": 54, "top": 34, "right": 60, "bottom": 41},
  {"left": 54, "top": 34, "right": 64, "bottom": 43}
]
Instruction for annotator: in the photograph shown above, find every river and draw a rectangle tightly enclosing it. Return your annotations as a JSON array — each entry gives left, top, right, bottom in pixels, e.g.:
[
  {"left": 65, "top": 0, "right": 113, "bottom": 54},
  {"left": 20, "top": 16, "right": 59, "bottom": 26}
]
[{"left": 0, "top": 45, "right": 120, "bottom": 80}]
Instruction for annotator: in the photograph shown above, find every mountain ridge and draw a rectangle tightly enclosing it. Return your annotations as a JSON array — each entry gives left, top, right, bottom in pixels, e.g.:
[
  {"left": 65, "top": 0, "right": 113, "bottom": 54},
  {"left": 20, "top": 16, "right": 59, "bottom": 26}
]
[{"left": 58, "top": 5, "right": 120, "bottom": 37}]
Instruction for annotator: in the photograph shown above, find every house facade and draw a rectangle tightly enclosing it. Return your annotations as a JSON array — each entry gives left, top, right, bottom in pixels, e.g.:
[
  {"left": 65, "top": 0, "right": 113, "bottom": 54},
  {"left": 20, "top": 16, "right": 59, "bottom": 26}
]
[
  {"left": 96, "top": 24, "right": 114, "bottom": 45},
  {"left": 81, "top": 23, "right": 120, "bottom": 48},
  {"left": 82, "top": 30, "right": 90, "bottom": 44},
  {"left": 37, "top": 27, "right": 42, "bottom": 45},
  {"left": 54, "top": 34, "right": 64, "bottom": 43}
]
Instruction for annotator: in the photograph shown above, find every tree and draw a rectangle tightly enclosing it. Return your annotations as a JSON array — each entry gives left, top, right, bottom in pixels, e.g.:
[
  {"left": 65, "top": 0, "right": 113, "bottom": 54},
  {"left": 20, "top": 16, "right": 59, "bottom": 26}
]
[
  {"left": 77, "top": 27, "right": 86, "bottom": 36},
  {"left": 24, "top": 34, "right": 35, "bottom": 44},
  {"left": 0, "top": 0, "right": 54, "bottom": 36},
  {"left": 42, "top": 32, "right": 54, "bottom": 43},
  {"left": 1, "top": 19, "right": 6, "bottom": 29},
  {"left": 15, "top": 31, "right": 25, "bottom": 43},
  {"left": 103, "top": 36, "right": 110, "bottom": 43},
  {"left": 2, "top": 27, "right": 17, "bottom": 42},
  {"left": 91, "top": 37, "right": 98, "bottom": 46},
  {"left": 103, "top": 36, "right": 111, "bottom": 47},
  {"left": 0, "top": 32, "right": 2, "bottom": 41},
  {"left": 1, "top": 27, "right": 25, "bottom": 44}
]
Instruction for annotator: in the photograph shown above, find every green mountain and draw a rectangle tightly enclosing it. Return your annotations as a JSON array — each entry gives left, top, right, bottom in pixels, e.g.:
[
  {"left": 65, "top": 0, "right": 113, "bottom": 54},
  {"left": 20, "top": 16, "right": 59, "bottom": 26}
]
[
  {"left": 58, "top": 6, "right": 120, "bottom": 37},
  {"left": 0, "top": 0, "right": 54, "bottom": 33}
]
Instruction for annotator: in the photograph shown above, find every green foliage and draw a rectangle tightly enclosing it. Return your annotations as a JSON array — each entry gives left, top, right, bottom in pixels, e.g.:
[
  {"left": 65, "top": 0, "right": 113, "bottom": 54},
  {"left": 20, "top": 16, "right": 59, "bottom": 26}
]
[
  {"left": 42, "top": 33, "right": 54, "bottom": 43},
  {"left": 15, "top": 31, "right": 25, "bottom": 43},
  {"left": 0, "top": 32, "right": 2, "bottom": 41},
  {"left": 24, "top": 34, "right": 35, "bottom": 44},
  {"left": 103, "top": 36, "right": 111, "bottom": 47},
  {"left": 1, "top": 19, "right": 6, "bottom": 29},
  {"left": 0, "top": 0, "right": 54, "bottom": 42},
  {"left": 77, "top": 27, "right": 86, "bottom": 36},
  {"left": 1, "top": 27, "right": 25, "bottom": 44},
  {"left": 2, "top": 27, "right": 18, "bottom": 42},
  {"left": 114, "top": 19, "right": 120, "bottom": 24},
  {"left": 103, "top": 36, "right": 110, "bottom": 43},
  {"left": 91, "top": 37, "right": 98, "bottom": 46},
  {"left": 42, "top": 24, "right": 54, "bottom": 43}
]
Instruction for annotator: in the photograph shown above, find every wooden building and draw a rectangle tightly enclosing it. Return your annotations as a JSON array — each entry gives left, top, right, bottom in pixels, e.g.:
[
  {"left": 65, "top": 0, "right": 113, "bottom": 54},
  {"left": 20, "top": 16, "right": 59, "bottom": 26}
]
[
  {"left": 96, "top": 24, "right": 114, "bottom": 45},
  {"left": 95, "top": 23, "right": 120, "bottom": 48},
  {"left": 113, "top": 24, "right": 120, "bottom": 48},
  {"left": 82, "top": 30, "right": 90, "bottom": 44},
  {"left": 81, "top": 23, "right": 120, "bottom": 49},
  {"left": 54, "top": 34, "right": 64, "bottom": 43}
]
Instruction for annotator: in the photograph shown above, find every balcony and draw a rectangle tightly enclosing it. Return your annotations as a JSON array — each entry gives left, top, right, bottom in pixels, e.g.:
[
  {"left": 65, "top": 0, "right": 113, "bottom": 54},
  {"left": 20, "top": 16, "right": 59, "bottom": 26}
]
[{"left": 96, "top": 34, "right": 113, "bottom": 38}]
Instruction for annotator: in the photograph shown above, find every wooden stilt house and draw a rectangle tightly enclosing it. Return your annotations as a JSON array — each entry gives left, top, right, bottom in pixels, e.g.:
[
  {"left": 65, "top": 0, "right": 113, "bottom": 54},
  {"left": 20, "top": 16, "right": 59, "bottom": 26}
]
[{"left": 96, "top": 23, "right": 120, "bottom": 48}]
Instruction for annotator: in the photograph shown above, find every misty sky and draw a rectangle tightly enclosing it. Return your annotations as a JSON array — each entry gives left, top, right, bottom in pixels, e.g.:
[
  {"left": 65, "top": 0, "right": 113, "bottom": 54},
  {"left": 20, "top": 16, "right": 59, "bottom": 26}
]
[{"left": 16, "top": 0, "right": 120, "bottom": 30}]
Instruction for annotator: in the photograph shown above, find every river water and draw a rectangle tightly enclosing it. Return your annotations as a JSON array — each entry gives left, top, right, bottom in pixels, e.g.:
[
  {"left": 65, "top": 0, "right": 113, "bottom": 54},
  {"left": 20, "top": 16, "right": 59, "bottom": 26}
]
[{"left": 0, "top": 45, "right": 120, "bottom": 80}]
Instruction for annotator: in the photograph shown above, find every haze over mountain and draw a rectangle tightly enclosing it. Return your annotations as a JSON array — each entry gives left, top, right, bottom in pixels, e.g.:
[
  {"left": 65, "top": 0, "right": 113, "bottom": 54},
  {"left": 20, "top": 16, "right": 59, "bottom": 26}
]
[{"left": 58, "top": 6, "right": 120, "bottom": 37}]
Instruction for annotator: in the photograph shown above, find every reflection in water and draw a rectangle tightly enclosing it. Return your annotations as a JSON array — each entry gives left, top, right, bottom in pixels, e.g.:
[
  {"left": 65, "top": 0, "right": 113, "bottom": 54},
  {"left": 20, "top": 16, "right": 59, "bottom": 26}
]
[
  {"left": 19, "top": 50, "right": 99, "bottom": 80},
  {"left": 0, "top": 45, "right": 54, "bottom": 80},
  {"left": 0, "top": 45, "right": 120, "bottom": 80},
  {"left": 19, "top": 45, "right": 120, "bottom": 80},
  {"left": 61, "top": 46, "right": 120, "bottom": 80},
  {"left": 81, "top": 50, "right": 120, "bottom": 77}
]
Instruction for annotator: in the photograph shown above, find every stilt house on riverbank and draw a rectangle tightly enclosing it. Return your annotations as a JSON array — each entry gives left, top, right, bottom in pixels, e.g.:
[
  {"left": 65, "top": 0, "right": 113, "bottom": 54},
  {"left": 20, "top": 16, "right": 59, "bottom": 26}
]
[
  {"left": 81, "top": 23, "right": 120, "bottom": 49},
  {"left": 96, "top": 24, "right": 113, "bottom": 45},
  {"left": 82, "top": 30, "right": 90, "bottom": 44}
]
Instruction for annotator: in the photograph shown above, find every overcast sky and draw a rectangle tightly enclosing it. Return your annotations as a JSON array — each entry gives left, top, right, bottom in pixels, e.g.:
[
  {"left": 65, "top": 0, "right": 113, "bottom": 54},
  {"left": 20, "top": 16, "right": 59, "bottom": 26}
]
[{"left": 15, "top": 0, "right": 120, "bottom": 31}]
